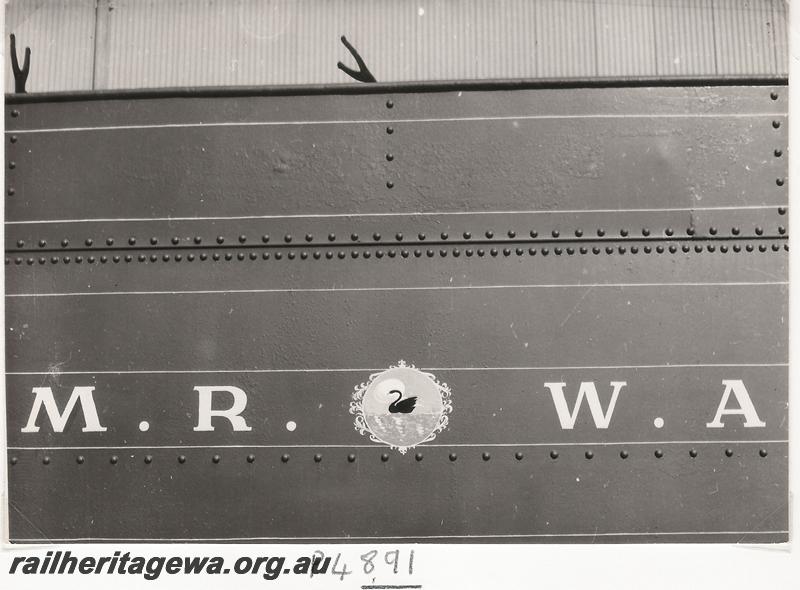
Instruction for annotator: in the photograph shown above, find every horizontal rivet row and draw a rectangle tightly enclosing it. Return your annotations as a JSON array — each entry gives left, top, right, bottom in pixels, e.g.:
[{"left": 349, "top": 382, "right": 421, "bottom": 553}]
[
  {"left": 9, "top": 224, "right": 789, "bottom": 252},
  {"left": 5, "top": 240, "right": 789, "bottom": 266},
  {"left": 11, "top": 447, "right": 770, "bottom": 466}
]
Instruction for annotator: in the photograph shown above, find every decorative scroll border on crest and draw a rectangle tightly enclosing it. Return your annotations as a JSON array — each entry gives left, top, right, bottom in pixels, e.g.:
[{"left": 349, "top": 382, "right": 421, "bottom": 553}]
[{"left": 349, "top": 360, "right": 453, "bottom": 454}]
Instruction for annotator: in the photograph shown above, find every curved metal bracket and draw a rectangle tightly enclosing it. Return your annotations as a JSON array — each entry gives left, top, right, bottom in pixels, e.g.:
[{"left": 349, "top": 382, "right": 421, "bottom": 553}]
[
  {"left": 337, "top": 35, "right": 376, "bottom": 83},
  {"left": 10, "top": 34, "right": 31, "bottom": 94}
]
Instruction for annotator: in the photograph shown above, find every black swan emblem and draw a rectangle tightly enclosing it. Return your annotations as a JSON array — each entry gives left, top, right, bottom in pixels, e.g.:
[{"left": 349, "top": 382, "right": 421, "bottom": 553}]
[{"left": 388, "top": 389, "right": 417, "bottom": 414}]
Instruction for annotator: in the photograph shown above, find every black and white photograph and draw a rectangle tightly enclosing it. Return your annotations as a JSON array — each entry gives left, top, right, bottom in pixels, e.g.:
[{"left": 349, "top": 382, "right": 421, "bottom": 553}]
[{"left": 0, "top": 1, "right": 796, "bottom": 588}]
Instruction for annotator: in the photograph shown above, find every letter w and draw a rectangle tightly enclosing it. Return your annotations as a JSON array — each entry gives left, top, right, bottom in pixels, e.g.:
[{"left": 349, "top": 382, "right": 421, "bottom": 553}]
[
  {"left": 544, "top": 381, "right": 626, "bottom": 429},
  {"left": 21, "top": 386, "right": 107, "bottom": 433}
]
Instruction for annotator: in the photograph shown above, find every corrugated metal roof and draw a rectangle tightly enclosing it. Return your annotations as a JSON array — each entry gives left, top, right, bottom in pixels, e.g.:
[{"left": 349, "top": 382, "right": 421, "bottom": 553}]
[{"left": 4, "top": 0, "right": 789, "bottom": 92}]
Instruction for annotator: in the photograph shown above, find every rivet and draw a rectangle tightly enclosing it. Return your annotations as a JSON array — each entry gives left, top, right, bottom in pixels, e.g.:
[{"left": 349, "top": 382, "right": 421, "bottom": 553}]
[
  {"left": 477, "top": 248, "right": 484, "bottom": 256},
  {"left": 686, "top": 227, "right": 695, "bottom": 236},
  {"left": 110, "top": 455, "right": 119, "bottom": 464},
  {"left": 467, "top": 248, "right": 474, "bottom": 256},
  {"left": 213, "top": 252, "right": 221, "bottom": 260},
  {"left": 449, "top": 453, "right": 457, "bottom": 461},
  {"left": 113, "top": 255, "right": 121, "bottom": 262},
  {"left": 414, "top": 249, "right": 422, "bottom": 257},
  {"left": 755, "top": 227, "right": 764, "bottom": 235},
  {"left": 150, "top": 237, "right": 158, "bottom": 245},
  {"left": 415, "top": 453, "right": 423, "bottom": 462},
  {"left": 350, "top": 251, "right": 359, "bottom": 259},
  {"left": 772, "top": 243, "right": 780, "bottom": 252},
  {"left": 261, "top": 235, "right": 270, "bottom": 243},
  {"left": 386, "top": 181, "right": 394, "bottom": 189},
  {"left": 669, "top": 245, "right": 677, "bottom": 253},
  {"left": 250, "top": 252, "right": 257, "bottom": 260},
  {"left": 605, "top": 246, "right": 613, "bottom": 254},
  {"left": 778, "top": 207, "right": 787, "bottom": 215},
  {"left": 641, "top": 228, "right": 650, "bottom": 237},
  {"left": 328, "top": 233, "right": 336, "bottom": 242},
  {"left": 376, "top": 250, "right": 385, "bottom": 258},
  {"left": 386, "top": 99, "right": 394, "bottom": 108},
  {"left": 386, "top": 126, "right": 394, "bottom": 134},
  {"left": 287, "top": 252, "right": 295, "bottom": 260},
  {"left": 482, "top": 452, "right": 491, "bottom": 461},
  {"left": 8, "top": 187, "right": 15, "bottom": 195},
  {"left": 772, "top": 120, "right": 781, "bottom": 129},
  {"left": 579, "top": 247, "right": 587, "bottom": 254},
  {"left": 689, "top": 449, "right": 698, "bottom": 458},
  {"left": 725, "top": 448, "right": 733, "bottom": 457},
  {"left": 759, "top": 449, "right": 768, "bottom": 458},
  {"left": 585, "top": 450, "right": 594, "bottom": 460},
  {"left": 386, "top": 153, "right": 394, "bottom": 161},
  {"left": 515, "top": 452, "right": 524, "bottom": 460},
  {"left": 178, "top": 455, "right": 186, "bottom": 464},
  {"left": 771, "top": 91, "right": 779, "bottom": 100},
  {"left": 620, "top": 229, "right": 629, "bottom": 237},
  {"left": 313, "top": 251, "right": 321, "bottom": 259},
  {"left": 338, "top": 251, "right": 346, "bottom": 259},
  {"left": 348, "top": 453, "right": 356, "bottom": 463},
  {"left": 39, "top": 257, "right": 45, "bottom": 264},
  {"left": 618, "top": 246, "right": 626, "bottom": 254},
  {"left": 210, "top": 454, "right": 221, "bottom": 463},
  {"left": 138, "top": 254, "right": 145, "bottom": 262},
  {"left": 65, "top": 256, "right": 73, "bottom": 263},
  {"left": 643, "top": 246, "right": 652, "bottom": 254},
  {"left": 656, "top": 245, "right": 664, "bottom": 254},
  {"left": 551, "top": 230, "right": 560, "bottom": 238},
  {"left": 774, "top": 149, "right": 783, "bottom": 157},
  {"left": 10, "top": 135, "right": 17, "bottom": 143},
  {"left": 25, "top": 257, "right": 33, "bottom": 265},
  {"left": 11, "top": 109, "right": 19, "bottom": 117},
  {"left": 144, "top": 455, "right": 153, "bottom": 464},
  {"left": 373, "top": 232, "right": 381, "bottom": 241},
  {"left": 785, "top": 244, "right": 790, "bottom": 251},
  {"left": 530, "top": 230, "right": 538, "bottom": 238},
  {"left": 16, "top": 239, "right": 24, "bottom": 247},
  {"left": 167, "top": 236, "right": 177, "bottom": 245},
  {"left": 462, "top": 231, "right": 471, "bottom": 239},
  {"left": 348, "top": 233, "right": 358, "bottom": 242},
  {"left": 541, "top": 248, "right": 549, "bottom": 256},
  {"left": 759, "top": 244, "right": 767, "bottom": 252},
  {"left": 327, "top": 251, "right": 335, "bottom": 259},
  {"left": 201, "top": 253, "right": 209, "bottom": 260},
  {"left": 592, "top": 246, "right": 600, "bottom": 255},
  {"left": 733, "top": 244, "right": 741, "bottom": 253},
  {"left": 247, "top": 454, "right": 255, "bottom": 463},
  {"left": 654, "top": 449, "right": 664, "bottom": 458},
  {"left": 281, "top": 454, "right": 290, "bottom": 463},
  {"left": 486, "top": 230, "right": 494, "bottom": 239},
  {"left": 597, "top": 229, "right": 605, "bottom": 237},
  {"left": 10, "top": 456, "right": 18, "bottom": 465},
  {"left": 503, "top": 247, "right": 511, "bottom": 256},
  {"left": 776, "top": 178, "right": 785, "bottom": 186},
  {"left": 440, "top": 232, "right": 449, "bottom": 240},
  {"left": 61, "top": 239, "right": 69, "bottom": 247},
  {"left": 427, "top": 249, "right": 435, "bottom": 257},
  {"left": 9, "top": 161, "right": 16, "bottom": 169},
  {"left": 731, "top": 227, "right": 741, "bottom": 236},
  {"left": 76, "top": 455, "right": 85, "bottom": 464},
  {"left": 682, "top": 245, "right": 690, "bottom": 253},
  {"left": 507, "top": 230, "right": 515, "bottom": 238},
  {"left": 236, "top": 252, "right": 245, "bottom": 260},
  {"left": 549, "top": 450, "right": 559, "bottom": 460},
  {"left": 746, "top": 244, "right": 754, "bottom": 252},
  {"left": 517, "top": 247, "right": 525, "bottom": 255},
  {"left": 490, "top": 248, "right": 498, "bottom": 256},
  {"left": 314, "top": 454, "right": 322, "bottom": 463},
  {"left": 620, "top": 450, "right": 629, "bottom": 459},
  {"left": 262, "top": 252, "right": 270, "bottom": 260},
  {"left": 665, "top": 228, "right": 674, "bottom": 236},
  {"left": 42, "top": 456, "right": 51, "bottom": 465},
  {"left": 417, "top": 232, "right": 427, "bottom": 241},
  {"left": 163, "top": 254, "right": 170, "bottom": 261},
  {"left": 381, "top": 453, "right": 389, "bottom": 462},
  {"left": 14, "top": 257, "right": 21, "bottom": 265}
]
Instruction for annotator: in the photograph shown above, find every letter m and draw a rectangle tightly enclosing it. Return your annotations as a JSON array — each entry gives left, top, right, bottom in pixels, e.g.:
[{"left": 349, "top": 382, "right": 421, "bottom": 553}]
[
  {"left": 21, "top": 386, "right": 107, "bottom": 433},
  {"left": 544, "top": 381, "right": 626, "bottom": 429}
]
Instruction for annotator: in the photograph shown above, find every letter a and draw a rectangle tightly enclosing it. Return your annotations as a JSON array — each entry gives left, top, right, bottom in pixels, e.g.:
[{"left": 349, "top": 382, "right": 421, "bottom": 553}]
[
  {"left": 193, "top": 386, "right": 252, "bottom": 432},
  {"left": 21, "top": 386, "right": 107, "bottom": 433},
  {"left": 544, "top": 381, "right": 626, "bottom": 429},
  {"left": 706, "top": 379, "right": 765, "bottom": 428}
]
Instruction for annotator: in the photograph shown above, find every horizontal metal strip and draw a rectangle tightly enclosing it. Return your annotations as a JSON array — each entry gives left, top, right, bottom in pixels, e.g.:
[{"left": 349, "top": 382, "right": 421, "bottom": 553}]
[
  {"left": 5, "top": 111, "right": 787, "bottom": 134},
  {"left": 7, "top": 362, "right": 787, "bottom": 375},
  {"left": 4, "top": 76, "right": 789, "bottom": 105},
  {"left": 8, "top": 441, "right": 788, "bottom": 450},
  {"left": 6, "top": 281, "right": 787, "bottom": 298}
]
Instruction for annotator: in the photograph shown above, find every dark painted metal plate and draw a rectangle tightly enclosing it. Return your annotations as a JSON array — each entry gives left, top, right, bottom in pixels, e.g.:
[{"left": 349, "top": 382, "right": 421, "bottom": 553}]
[{"left": 4, "top": 83, "right": 788, "bottom": 543}]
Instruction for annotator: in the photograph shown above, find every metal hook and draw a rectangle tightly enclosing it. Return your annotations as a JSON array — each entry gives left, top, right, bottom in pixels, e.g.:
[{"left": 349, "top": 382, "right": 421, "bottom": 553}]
[
  {"left": 337, "top": 35, "right": 376, "bottom": 83},
  {"left": 10, "top": 34, "right": 31, "bottom": 93}
]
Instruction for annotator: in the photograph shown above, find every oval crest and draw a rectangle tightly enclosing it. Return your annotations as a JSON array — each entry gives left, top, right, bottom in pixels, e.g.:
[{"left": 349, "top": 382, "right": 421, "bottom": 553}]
[{"left": 349, "top": 360, "right": 453, "bottom": 454}]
